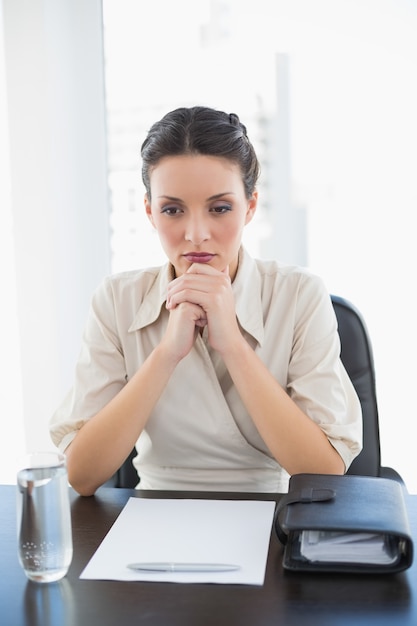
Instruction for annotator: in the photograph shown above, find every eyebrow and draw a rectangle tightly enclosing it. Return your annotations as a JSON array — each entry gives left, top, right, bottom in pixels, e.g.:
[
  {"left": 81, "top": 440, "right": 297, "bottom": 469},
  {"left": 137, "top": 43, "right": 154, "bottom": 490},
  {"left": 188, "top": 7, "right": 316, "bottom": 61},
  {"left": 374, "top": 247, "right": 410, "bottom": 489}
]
[{"left": 157, "top": 192, "right": 235, "bottom": 202}]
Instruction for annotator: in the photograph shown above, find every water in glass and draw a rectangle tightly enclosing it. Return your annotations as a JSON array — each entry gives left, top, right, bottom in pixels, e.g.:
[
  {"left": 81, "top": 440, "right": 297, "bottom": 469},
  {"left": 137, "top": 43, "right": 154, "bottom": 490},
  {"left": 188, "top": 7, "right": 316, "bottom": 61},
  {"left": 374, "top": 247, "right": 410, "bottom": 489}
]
[{"left": 17, "top": 453, "right": 73, "bottom": 583}]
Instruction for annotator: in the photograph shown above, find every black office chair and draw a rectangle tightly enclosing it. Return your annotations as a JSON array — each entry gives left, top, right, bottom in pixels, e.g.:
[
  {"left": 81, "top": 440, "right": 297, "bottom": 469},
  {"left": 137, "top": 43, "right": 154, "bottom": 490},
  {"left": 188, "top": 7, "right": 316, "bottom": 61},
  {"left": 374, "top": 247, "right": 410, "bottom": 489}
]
[
  {"left": 110, "top": 294, "right": 403, "bottom": 488},
  {"left": 331, "top": 294, "right": 403, "bottom": 482},
  {"left": 105, "top": 447, "right": 138, "bottom": 488}
]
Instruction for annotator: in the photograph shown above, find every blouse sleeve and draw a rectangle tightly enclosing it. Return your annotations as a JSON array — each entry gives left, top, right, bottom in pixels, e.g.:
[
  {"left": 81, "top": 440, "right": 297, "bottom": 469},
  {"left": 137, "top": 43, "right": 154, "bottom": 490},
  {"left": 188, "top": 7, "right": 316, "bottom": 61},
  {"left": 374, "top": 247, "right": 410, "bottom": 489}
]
[
  {"left": 287, "top": 273, "right": 363, "bottom": 471},
  {"left": 49, "top": 277, "right": 127, "bottom": 452}
]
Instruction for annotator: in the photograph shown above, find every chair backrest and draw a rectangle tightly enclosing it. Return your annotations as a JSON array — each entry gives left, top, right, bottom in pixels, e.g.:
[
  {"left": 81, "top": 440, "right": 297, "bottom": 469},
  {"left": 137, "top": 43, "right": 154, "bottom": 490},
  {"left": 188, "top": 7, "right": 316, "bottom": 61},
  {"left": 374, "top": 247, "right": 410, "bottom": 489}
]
[
  {"left": 331, "top": 294, "right": 383, "bottom": 477},
  {"left": 111, "top": 447, "right": 138, "bottom": 488}
]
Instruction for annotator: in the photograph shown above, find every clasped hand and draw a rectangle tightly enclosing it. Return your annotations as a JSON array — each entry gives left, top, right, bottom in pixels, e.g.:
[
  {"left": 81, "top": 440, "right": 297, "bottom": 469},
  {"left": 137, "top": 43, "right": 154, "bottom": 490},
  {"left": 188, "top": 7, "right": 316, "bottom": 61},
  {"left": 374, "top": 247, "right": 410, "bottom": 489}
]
[{"left": 164, "top": 263, "right": 239, "bottom": 360}]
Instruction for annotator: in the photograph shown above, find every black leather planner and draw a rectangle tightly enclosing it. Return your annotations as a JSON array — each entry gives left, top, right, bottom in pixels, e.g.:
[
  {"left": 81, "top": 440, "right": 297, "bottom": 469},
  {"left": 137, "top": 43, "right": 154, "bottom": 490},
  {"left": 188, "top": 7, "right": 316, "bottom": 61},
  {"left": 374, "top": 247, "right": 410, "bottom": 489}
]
[{"left": 274, "top": 473, "right": 413, "bottom": 574}]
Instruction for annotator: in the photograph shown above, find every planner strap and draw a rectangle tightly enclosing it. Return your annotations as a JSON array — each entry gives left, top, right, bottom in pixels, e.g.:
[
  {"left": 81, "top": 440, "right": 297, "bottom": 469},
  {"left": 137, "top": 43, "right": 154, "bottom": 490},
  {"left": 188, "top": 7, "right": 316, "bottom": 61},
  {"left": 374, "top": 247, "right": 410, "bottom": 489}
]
[{"left": 274, "top": 487, "right": 336, "bottom": 544}]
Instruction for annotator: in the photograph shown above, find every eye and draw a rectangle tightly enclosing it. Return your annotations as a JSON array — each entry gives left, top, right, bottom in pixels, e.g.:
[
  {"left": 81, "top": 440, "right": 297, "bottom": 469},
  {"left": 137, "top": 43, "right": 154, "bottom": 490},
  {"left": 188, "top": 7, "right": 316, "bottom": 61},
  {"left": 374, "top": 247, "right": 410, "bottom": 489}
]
[
  {"left": 161, "top": 205, "right": 183, "bottom": 216},
  {"left": 210, "top": 204, "right": 232, "bottom": 214}
]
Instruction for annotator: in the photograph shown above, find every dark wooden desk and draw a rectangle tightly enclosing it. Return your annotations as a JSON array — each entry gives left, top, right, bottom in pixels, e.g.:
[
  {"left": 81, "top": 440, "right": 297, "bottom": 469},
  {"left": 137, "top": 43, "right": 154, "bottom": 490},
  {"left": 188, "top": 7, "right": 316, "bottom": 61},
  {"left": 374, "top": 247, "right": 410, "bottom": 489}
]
[{"left": 1, "top": 485, "right": 416, "bottom": 626}]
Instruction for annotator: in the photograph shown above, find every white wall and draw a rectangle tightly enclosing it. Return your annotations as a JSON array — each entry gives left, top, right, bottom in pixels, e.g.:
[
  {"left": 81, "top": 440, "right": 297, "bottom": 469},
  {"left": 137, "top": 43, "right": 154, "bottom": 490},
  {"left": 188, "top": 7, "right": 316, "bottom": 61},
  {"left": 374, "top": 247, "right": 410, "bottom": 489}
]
[
  {"left": 1, "top": 0, "right": 110, "bottom": 478},
  {"left": 0, "top": 1, "right": 25, "bottom": 482}
]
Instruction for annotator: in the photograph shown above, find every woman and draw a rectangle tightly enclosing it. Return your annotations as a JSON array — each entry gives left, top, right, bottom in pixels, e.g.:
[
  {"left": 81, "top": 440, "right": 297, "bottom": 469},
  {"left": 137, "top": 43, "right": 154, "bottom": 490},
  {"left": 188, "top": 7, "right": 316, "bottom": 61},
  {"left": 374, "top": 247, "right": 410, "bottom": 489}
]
[{"left": 50, "top": 106, "right": 362, "bottom": 496}]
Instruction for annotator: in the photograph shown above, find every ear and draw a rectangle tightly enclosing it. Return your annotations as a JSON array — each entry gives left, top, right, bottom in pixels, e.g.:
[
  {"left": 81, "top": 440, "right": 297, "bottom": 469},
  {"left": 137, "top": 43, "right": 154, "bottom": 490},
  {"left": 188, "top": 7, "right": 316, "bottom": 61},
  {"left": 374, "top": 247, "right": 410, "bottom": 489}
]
[
  {"left": 244, "top": 191, "right": 258, "bottom": 225},
  {"left": 144, "top": 194, "right": 155, "bottom": 228}
]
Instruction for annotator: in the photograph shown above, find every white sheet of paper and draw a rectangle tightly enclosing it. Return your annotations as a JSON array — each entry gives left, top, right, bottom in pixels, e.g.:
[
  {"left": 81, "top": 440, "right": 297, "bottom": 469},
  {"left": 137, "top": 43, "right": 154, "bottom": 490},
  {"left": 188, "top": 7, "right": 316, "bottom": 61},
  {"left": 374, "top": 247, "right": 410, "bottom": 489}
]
[{"left": 80, "top": 497, "right": 275, "bottom": 585}]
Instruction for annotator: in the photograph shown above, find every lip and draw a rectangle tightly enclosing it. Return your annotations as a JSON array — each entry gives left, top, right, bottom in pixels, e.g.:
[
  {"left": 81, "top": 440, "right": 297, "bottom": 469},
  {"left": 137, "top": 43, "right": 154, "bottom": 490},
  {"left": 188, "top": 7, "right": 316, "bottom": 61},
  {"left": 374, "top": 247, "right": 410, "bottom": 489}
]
[{"left": 183, "top": 253, "right": 215, "bottom": 264}]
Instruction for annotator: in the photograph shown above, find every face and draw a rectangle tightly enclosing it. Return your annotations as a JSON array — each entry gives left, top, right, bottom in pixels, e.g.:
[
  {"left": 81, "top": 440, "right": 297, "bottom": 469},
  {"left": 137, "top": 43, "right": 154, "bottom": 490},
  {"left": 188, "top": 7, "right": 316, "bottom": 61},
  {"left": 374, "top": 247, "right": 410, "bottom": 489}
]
[{"left": 145, "top": 154, "right": 257, "bottom": 279}]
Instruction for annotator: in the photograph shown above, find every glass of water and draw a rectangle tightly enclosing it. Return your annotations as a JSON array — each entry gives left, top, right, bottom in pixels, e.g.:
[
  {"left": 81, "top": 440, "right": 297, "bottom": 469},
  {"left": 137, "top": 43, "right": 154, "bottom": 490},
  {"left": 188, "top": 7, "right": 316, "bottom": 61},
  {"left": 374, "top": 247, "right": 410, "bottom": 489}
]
[{"left": 17, "top": 451, "right": 73, "bottom": 583}]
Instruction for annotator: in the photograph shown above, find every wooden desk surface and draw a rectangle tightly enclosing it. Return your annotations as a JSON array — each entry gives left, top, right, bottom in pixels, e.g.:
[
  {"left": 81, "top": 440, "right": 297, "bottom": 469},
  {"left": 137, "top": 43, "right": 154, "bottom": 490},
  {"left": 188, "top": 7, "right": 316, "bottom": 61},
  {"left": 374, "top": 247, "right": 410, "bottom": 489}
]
[{"left": 1, "top": 485, "right": 416, "bottom": 626}]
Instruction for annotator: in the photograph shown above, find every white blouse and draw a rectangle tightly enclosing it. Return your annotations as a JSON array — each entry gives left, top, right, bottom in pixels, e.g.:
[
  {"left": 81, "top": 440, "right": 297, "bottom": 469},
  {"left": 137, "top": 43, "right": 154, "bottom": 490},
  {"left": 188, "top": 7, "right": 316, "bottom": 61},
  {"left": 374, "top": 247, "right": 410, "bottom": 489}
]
[{"left": 50, "top": 248, "right": 362, "bottom": 492}]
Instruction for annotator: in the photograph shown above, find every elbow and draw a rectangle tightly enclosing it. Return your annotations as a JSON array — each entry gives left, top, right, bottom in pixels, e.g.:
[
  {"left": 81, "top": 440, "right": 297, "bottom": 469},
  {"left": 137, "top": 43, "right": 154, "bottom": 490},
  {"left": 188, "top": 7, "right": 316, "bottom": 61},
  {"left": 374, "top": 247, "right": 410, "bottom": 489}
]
[
  {"left": 287, "top": 447, "right": 345, "bottom": 477},
  {"left": 314, "top": 446, "right": 345, "bottom": 476},
  {"left": 67, "top": 468, "right": 100, "bottom": 497},
  {"left": 322, "top": 450, "right": 346, "bottom": 476},
  {"left": 70, "top": 481, "right": 98, "bottom": 498},
  {"left": 65, "top": 445, "right": 101, "bottom": 497}
]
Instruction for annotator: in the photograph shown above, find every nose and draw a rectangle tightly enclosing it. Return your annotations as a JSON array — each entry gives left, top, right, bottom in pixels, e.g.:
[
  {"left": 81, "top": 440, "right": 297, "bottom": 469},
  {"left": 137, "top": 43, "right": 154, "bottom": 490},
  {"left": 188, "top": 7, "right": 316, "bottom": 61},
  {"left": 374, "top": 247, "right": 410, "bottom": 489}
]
[{"left": 184, "top": 213, "right": 210, "bottom": 245}]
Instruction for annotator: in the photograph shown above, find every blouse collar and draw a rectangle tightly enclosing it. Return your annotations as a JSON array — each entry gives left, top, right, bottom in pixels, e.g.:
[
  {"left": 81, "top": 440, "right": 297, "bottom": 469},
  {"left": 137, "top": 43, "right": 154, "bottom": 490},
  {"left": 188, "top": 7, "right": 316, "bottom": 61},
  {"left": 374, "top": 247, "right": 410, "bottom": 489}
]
[{"left": 128, "top": 247, "right": 265, "bottom": 346}]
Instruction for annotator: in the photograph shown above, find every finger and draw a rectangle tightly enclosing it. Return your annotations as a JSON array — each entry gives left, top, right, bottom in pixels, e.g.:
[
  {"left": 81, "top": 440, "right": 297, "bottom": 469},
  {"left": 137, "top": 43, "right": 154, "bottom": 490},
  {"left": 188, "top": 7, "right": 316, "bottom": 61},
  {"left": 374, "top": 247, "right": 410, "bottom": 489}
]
[
  {"left": 167, "top": 274, "right": 215, "bottom": 302},
  {"left": 186, "top": 263, "right": 221, "bottom": 275}
]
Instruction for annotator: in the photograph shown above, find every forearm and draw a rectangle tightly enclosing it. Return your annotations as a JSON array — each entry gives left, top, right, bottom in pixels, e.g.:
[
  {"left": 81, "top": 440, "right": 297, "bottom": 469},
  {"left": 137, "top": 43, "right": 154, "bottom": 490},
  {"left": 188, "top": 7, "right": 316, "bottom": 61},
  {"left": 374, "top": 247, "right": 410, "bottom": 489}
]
[
  {"left": 66, "top": 343, "right": 179, "bottom": 495},
  {"left": 222, "top": 337, "right": 345, "bottom": 476}
]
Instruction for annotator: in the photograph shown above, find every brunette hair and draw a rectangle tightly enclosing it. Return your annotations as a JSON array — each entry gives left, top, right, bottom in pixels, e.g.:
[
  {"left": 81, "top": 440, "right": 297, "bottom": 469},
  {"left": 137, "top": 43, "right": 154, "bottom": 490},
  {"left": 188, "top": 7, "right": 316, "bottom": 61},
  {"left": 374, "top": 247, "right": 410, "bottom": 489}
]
[{"left": 141, "top": 106, "right": 260, "bottom": 200}]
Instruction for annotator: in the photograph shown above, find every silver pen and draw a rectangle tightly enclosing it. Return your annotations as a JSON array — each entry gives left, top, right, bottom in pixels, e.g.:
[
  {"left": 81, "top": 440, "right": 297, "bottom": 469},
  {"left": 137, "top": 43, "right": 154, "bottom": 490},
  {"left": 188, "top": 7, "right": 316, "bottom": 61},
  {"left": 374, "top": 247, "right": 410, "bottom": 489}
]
[{"left": 127, "top": 562, "right": 240, "bottom": 572}]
